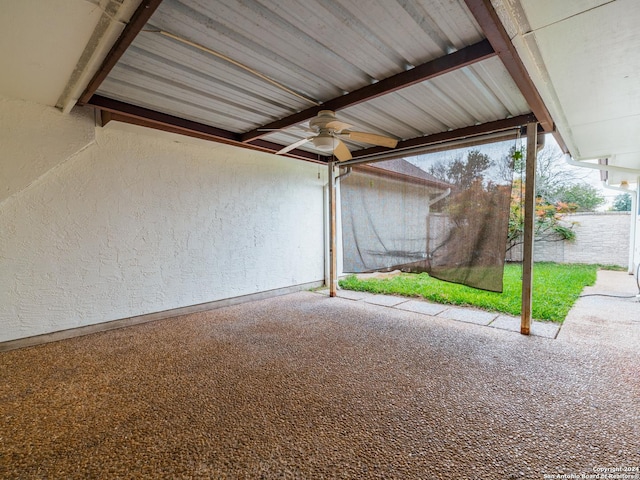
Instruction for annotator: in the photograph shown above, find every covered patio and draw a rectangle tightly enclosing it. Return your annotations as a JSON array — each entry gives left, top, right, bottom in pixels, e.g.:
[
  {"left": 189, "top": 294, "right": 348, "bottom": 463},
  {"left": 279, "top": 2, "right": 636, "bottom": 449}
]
[
  {"left": 2, "top": 0, "right": 640, "bottom": 477},
  {"left": 2, "top": 0, "right": 639, "bottom": 344}
]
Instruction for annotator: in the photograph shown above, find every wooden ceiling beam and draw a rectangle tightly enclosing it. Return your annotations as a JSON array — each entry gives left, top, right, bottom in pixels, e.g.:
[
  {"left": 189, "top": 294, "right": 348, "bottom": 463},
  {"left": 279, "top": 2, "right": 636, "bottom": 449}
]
[
  {"left": 91, "top": 96, "right": 323, "bottom": 163},
  {"left": 463, "top": 0, "right": 554, "bottom": 132},
  {"left": 241, "top": 39, "right": 496, "bottom": 143},
  {"left": 78, "top": 0, "right": 164, "bottom": 105},
  {"left": 92, "top": 97, "right": 541, "bottom": 165}
]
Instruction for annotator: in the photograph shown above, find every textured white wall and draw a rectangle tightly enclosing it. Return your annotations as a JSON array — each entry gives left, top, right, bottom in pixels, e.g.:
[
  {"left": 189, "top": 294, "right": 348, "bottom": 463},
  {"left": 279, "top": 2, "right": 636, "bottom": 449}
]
[{"left": 0, "top": 102, "right": 325, "bottom": 342}]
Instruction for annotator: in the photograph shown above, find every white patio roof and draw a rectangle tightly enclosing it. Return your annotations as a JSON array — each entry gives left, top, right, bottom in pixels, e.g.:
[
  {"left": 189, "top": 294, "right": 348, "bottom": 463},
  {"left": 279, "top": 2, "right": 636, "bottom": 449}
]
[
  {"left": 494, "top": 0, "right": 640, "bottom": 186},
  {"left": 1, "top": 0, "right": 638, "bottom": 182}
]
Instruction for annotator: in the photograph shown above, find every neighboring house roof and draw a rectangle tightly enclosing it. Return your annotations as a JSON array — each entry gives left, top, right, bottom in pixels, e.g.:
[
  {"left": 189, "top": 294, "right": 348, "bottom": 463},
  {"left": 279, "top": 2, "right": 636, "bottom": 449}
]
[{"left": 353, "top": 158, "right": 452, "bottom": 190}]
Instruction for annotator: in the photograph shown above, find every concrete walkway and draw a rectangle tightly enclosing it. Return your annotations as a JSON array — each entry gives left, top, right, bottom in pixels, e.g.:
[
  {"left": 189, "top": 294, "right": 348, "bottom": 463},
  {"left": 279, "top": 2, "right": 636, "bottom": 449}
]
[
  {"left": 321, "top": 269, "right": 640, "bottom": 342},
  {"left": 558, "top": 269, "right": 640, "bottom": 349},
  {"left": 316, "top": 289, "right": 561, "bottom": 339}
]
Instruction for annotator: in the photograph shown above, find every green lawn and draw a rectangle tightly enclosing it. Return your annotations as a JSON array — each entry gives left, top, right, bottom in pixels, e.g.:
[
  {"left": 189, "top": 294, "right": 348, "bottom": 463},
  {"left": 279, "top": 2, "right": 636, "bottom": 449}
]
[{"left": 339, "top": 262, "right": 598, "bottom": 322}]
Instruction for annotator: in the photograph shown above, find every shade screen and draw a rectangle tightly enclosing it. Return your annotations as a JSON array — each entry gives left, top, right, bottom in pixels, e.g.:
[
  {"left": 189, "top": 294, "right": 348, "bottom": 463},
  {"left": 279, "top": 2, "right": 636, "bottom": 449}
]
[{"left": 341, "top": 144, "right": 515, "bottom": 292}]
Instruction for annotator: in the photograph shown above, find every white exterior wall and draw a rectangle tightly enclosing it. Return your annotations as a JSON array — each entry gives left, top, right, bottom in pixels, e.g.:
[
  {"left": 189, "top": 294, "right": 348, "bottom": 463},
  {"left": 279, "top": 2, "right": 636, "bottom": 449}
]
[
  {"left": 0, "top": 98, "right": 325, "bottom": 342},
  {"left": 633, "top": 188, "right": 640, "bottom": 274}
]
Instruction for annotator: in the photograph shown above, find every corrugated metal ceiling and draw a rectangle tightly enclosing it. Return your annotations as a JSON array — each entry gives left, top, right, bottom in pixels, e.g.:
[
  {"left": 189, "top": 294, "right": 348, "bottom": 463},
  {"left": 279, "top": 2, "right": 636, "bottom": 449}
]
[{"left": 95, "top": 0, "right": 533, "bottom": 157}]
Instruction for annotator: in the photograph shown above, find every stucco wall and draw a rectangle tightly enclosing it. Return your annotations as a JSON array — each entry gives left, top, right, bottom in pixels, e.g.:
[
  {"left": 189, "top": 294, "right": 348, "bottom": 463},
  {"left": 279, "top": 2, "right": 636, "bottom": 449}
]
[
  {"left": 507, "top": 212, "right": 631, "bottom": 266},
  {"left": 0, "top": 99, "right": 325, "bottom": 342}
]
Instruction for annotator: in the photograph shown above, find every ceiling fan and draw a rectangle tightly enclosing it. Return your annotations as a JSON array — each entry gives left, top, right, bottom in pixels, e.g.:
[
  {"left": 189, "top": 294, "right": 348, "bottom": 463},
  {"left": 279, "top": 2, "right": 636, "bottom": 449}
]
[{"left": 275, "top": 110, "right": 398, "bottom": 161}]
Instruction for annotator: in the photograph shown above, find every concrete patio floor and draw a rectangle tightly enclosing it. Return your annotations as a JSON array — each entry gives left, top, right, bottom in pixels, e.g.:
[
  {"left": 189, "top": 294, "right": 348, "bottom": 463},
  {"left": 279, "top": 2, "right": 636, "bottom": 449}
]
[{"left": 1, "top": 272, "right": 638, "bottom": 479}]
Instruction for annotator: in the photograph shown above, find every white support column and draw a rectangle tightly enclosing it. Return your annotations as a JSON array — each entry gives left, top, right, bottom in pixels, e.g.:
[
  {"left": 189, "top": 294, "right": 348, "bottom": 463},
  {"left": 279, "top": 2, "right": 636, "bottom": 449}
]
[
  {"left": 599, "top": 181, "right": 638, "bottom": 274},
  {"left": 629, "top": 188, "right": 637, "bottom": 275},
  {"left": 521, "top": 122, "right": 538, "bottom": 335}
]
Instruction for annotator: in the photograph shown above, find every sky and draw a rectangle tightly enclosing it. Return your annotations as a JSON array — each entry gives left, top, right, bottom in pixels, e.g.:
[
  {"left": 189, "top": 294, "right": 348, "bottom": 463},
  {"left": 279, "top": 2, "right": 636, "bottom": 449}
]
[{"left": 542, "top": 135, "right": 621, "bottom": 210}]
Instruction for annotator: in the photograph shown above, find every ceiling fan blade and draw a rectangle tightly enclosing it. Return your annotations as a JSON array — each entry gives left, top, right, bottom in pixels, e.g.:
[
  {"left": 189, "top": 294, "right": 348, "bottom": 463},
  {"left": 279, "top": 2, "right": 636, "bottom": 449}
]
[
  {"left": 325, "top": 120, "right": 353, "bottom": 131},
  {"left": 333, "top": 139, "right": 352, "bottom": 162},
  {"left": 344, "top": 131, "right": 398, "bottom": 148},
  {"left": 276, "top": 137, "right": 313, "bottom": 155}
]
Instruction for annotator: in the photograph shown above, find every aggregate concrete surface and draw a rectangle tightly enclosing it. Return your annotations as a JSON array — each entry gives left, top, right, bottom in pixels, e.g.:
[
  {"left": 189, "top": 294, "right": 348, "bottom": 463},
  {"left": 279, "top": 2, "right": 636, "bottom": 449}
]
[{"left": 1, "top": 278, "right": 639, "bottom": 479}]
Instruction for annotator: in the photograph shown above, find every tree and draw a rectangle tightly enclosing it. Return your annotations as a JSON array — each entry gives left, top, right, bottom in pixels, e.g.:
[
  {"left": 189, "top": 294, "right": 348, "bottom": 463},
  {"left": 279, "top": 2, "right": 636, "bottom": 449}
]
[
  {"left": 427, "top": 141, "right": 596, "bottom": 253},
  {"left": 612, "top": 193, "right": 632, "bottom": 211},
  {"left": 507, "top": 177, "right": 576, "bottom": 253},
  {"left": 556, "top": 183, "right": 605, "bottom": 212},
  {"left": 507, "top": 143, "right": 581, "bottom": 252},
  {"left": 531, "top": 145, "right": 589, "bottom": 202},
  {"left": 514, "top": 145, "right": 603, "bottom": 212},
  {"left": 428, "top": 149, "right": 492, "bottom": 188}
]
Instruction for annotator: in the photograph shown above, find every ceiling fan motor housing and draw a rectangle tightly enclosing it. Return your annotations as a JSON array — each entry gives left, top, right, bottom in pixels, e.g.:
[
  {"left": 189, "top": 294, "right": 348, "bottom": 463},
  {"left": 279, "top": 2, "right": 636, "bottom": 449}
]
[
  {"left": 276, "top": 110, "right": 396, "bottom": 161},
  {"left": 309, "top": 110, "right": 339, "bottom": 131}
]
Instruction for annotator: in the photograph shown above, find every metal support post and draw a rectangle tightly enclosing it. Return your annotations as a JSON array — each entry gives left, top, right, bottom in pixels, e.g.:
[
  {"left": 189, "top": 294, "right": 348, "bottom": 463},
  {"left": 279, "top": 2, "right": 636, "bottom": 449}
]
[
  {"left": 328, "top": 161, "right": 337, "bottom": 297},
  {"left": 521, "top": 122, "right": 538, "bottom": 335}
]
